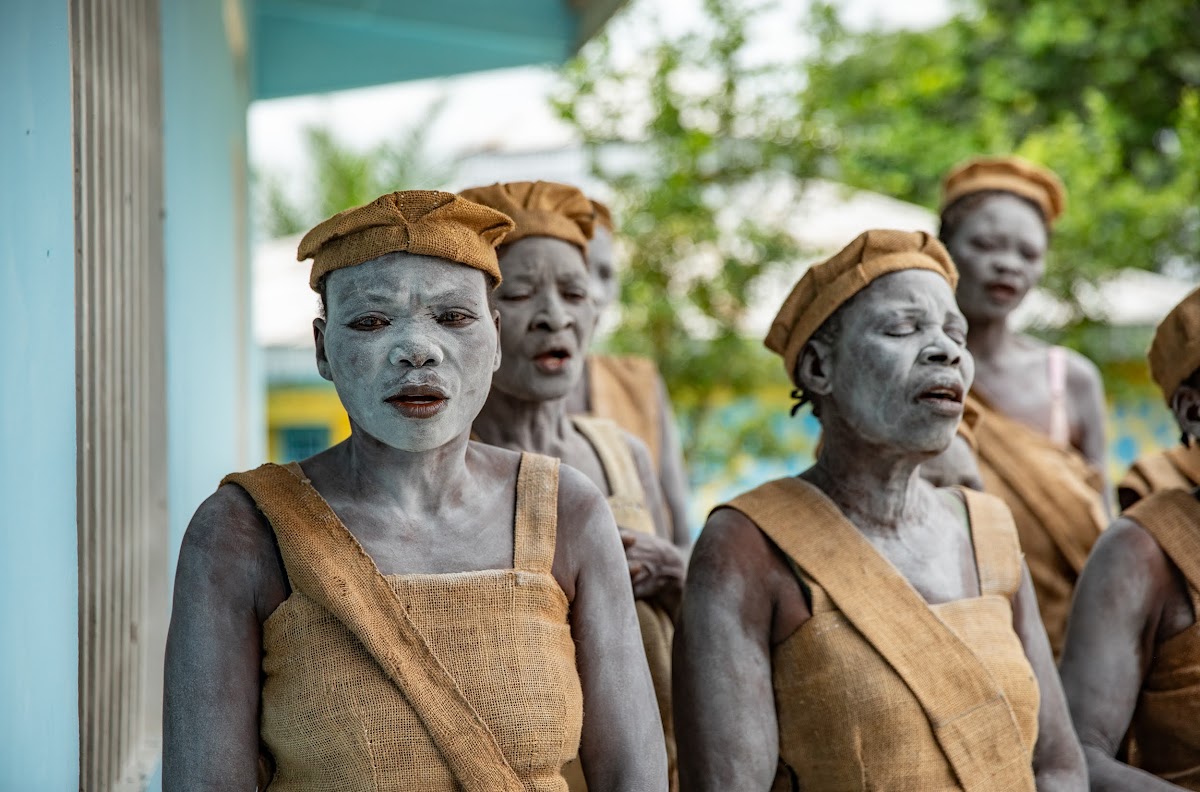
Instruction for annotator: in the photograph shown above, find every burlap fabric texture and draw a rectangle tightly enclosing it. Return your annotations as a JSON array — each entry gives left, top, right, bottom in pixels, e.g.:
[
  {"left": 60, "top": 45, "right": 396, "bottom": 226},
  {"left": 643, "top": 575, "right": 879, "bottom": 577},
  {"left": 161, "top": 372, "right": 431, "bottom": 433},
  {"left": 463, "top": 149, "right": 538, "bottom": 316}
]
[
  {"left": 1120, "top": 444, "right": 1200, "bottom": 507},
  {"left": 766, "top": 229, "right": 958, "bottom": 386},
  {"left": 589, "top": 199, "right": 613, "bottom": 232},
  {"left": 297, "top": 189, "right": 514, "bottom": 290},
  {"left": 721, "top": 478, "right": 1038, "bottom": 792},
  {"left": 586, "top": 355, "right": 665, "bottom": 470},
  {"left": 459, "top": 181, "right": 594, "bottom": 254},
  {"left": 1149, "top": 285, "right": 1200, "bottom": 406},
  {"left": 222, "top": 453, "right": 583, "bottom": 792},
  {"left": 570, "top": 415, "right": 678, "bottom": 792},
  {"left": 941, "top": 156, "right": 1066, "bottom": 226},
  {"left": 1123, "top": 490, "right": 1200, "bottom": 791},
  {"left": 971, "top": 394, "right": 1106, "bottom": 658}
]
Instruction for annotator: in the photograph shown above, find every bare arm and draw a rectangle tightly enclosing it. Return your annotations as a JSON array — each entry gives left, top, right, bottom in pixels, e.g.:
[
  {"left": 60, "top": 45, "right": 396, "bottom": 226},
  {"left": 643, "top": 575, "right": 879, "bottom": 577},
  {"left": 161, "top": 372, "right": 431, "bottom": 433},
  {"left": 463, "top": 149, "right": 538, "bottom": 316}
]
[
  {"left": 554, "top": 464, "right": 668, "bottom": 791},
  {"left": 675, "top": 509, "right": 783, "bottom": 790},
  {"left": 654, "top": 375, "right": 692, "bottom": 548},
  {"left": 1067, "top": 350, "right": 1112, "bottom": 517},
  {"left": 623, "top": 433, "right": 686, "bottom": 615},
  {"left": 163, "top": 486, "right": 287, "bottom": 791},
  {"left": 1059, "top": 519, "right": 1188, "bottom": 791},
  {"left": 1008, "top": 560, "right": 1087, "bottom": 791}
]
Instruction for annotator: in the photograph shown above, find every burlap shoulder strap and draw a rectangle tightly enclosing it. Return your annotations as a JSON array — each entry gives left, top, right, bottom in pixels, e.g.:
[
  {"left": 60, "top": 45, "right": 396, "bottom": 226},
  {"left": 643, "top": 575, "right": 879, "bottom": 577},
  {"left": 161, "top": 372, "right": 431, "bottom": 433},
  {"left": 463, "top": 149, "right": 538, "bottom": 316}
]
[
  {"left": 1133, "top": 452, "right": 1191, "bottom": 496},
  {"left": 221, "top": 462, "right": 526, "bottom": 792},
  {"left": 1167, "top": 445, "right": 1200, "bottom": 489},
  {"left": 1127, "top": 489, "right": 1200, "bottom": 613},
  {"left": 724, "top": 477, "right": 1034, "bottom": 792},
  {"left": 588, "top": 354, "right": 663, "bottom": 468},
  {"left": 512, "top": 452, "right": 560, "bottom": 574},
  {"left": 959, "top": 488, "right": 1023, "bottom": 599},
  {"left": 572, "top": 415, "right": 656, "bottom": 535}
]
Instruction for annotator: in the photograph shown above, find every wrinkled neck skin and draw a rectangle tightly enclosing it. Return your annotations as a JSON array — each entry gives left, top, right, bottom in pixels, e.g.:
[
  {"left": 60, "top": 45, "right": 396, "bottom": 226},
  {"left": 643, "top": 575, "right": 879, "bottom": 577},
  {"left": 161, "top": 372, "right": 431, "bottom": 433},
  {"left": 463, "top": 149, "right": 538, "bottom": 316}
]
[
  {"left": 965, "top": 312, "right": 1017, "bottom": 363},
  {"left": 474, "top": 387, "right": 575, "bottom": 458},
  {"left": 319, "top": 419, "right": 474, "bottom": 516},
  {"left": 802, "top": 416, "right": 935, "bottom": 537}
]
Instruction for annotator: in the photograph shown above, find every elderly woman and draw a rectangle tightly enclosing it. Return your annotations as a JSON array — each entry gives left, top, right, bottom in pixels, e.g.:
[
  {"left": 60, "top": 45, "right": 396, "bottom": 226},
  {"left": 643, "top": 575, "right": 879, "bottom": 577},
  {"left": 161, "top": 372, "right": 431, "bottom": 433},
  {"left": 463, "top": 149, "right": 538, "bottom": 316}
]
[
  {"left": 938, "top": 156, "right": 1109, "bottom": 657},
  {"left": 1060, "top": 286, "right": 1200, "bottom": 791},
  {"left": 162, "top": 190, "right": 662, "bottom": 791},
  {"left": 674, "top": 230, "right": 1085, "bottom": 791},
  {"left": 564, "top": 200, "right": 692, "bottom": 545},
  {"left": 461, "top": 181, "right": 680, "bottom": 790}
]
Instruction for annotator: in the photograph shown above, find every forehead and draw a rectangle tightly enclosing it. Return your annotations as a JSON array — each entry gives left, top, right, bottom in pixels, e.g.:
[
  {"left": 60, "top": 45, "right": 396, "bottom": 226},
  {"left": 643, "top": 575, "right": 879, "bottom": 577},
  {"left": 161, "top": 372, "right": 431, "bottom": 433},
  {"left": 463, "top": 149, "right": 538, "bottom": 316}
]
[
  {"left": 323, "top": 252, "right": 488, "bottom": 306},
  {"left": 960, "top": 193, "right": 1047, "bottom": 242},
  {"left": 843, "top": 269, "right": 962, "bottom": 324},
  {"left": 500, "top": 236, "right": 588, "bottom": 280}
]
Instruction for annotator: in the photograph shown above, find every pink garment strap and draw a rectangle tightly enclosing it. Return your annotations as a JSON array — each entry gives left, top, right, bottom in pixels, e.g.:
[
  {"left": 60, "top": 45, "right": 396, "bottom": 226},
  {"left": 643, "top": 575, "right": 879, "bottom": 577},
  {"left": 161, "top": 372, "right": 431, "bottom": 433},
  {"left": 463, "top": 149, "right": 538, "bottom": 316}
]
[{"left": 1047, "top": 346, "right": 1070, "bottom": 448}]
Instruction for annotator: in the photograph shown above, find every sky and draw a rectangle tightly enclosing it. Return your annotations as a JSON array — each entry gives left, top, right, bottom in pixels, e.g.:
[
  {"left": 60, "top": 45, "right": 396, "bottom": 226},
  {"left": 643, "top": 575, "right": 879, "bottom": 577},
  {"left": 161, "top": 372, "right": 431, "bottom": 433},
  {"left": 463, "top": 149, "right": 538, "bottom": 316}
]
[{"left": 247, "top": 0, "right": 954, "bottom": 183}]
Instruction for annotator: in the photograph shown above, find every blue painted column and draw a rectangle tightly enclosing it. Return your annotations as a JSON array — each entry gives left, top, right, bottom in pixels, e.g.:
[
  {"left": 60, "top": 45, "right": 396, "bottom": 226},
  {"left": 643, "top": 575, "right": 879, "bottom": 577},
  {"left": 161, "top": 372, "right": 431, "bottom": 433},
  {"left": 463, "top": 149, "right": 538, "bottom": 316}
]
[{"left": 0, "top": 2, "right": 80, "bottom": 789}]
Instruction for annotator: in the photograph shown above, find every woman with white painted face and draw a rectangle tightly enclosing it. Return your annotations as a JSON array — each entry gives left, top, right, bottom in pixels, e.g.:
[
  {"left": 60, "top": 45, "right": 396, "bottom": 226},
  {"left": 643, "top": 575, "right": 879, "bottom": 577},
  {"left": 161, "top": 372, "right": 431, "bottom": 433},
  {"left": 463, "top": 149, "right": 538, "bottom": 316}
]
[
  {"left": 938, "top": 156, "right": 1109, "bottom": 658},
  {"left": 163, "top": 190, "right": 663, "bottom": 791},
  {"left": 462, "top": 180, "right": 679, "bottom": 791},
  {"left": 675, "top": 231, "right": 1086, "bottom": 791}
]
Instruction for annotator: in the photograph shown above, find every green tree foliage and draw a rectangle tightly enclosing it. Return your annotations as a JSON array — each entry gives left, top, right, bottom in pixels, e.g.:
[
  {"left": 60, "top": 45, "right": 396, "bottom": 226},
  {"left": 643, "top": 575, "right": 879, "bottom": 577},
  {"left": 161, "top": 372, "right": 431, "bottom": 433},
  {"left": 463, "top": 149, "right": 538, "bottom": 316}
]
[
  {"left": 255, "top": 100, "right": 455, "bottom": 239},
  {"left": 801, "top": 0, "right": 1200, "bottom": 309},
  {"left": 555, "top": 0, "right": 816, "bottom": 468}
]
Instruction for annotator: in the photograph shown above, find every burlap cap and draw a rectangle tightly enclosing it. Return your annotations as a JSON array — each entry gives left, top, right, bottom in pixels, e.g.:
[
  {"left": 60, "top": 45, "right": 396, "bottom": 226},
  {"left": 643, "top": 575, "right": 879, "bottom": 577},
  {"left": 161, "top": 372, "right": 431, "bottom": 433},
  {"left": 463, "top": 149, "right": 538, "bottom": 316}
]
[
  {"left": 1149, "top": 285, "right": 1200, "bottom": 404},
  {"left": 590, "top": 199, "right": 614, "bottom": 232},
  {"left": 941, "top": 156, "right": 1067, "bottom": 226},
  {"left": 767, "top": 230, "right": 959, "bottom": 385},
  {"left": 297, "top": 190, "right": 514, "bottom": 291},
  {"left": 459, "top": 181, "right": 594, "bottom": 254}
]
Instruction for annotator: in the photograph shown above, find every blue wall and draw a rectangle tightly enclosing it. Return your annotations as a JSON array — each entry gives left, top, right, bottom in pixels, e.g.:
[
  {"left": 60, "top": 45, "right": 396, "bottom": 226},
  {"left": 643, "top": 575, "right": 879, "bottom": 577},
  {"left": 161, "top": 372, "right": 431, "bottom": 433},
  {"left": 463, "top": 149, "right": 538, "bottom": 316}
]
[
  {"left": 0, "top": 2, "right": 81, "bottom": 789},
  {"left": 161, "top": 0, "right": 261, "bottom": 581}
]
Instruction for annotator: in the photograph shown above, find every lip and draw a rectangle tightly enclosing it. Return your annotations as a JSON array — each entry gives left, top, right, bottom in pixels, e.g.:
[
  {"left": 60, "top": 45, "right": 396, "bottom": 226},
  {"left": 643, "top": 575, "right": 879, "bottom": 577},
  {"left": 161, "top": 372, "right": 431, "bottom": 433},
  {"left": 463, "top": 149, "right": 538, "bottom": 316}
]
[
  {"left": 532, "top": 346, "right": 573, "bottom": 375},
  {"left": 915, "top": 380, "right": 965, "bottom": 417},
  {"left": 985, "top": 281, "right": 1020, "bottom": 303},
  {"left": 384, "top": 383, "right": 449, "bottom": 419}
]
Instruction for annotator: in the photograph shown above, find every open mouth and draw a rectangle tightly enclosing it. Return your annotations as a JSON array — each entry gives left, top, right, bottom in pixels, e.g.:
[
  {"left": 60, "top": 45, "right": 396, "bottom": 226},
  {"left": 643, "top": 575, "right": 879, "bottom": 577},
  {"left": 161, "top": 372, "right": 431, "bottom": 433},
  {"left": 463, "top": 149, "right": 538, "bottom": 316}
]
[
  {"left": 985, "top": 282, "right": 1019, "bottom": 302},
  {"left": 385, "top": 386, "right": 448, "bottom": 419},
  {"left": 533, "top": 347, "right": 572, "bottom": 374},
  {"left": 916, "top": 383, "right": 965, "bottom": 415}
]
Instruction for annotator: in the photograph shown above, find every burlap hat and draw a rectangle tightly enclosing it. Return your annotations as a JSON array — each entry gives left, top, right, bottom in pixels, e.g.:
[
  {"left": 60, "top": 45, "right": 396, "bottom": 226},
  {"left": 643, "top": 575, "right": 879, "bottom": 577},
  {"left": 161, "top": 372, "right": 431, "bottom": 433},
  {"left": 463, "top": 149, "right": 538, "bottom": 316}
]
[
  {"left": 590, "top": 199, "right": 614, "bottom": 232},
  {"left": 297, "top": 190, "right": 514, "bottom": 290},
  {"left": 941, "top": 156, "right": 1066, "bottom": 226},
  {"left": 767, "top": 230, "right": 959, "bottom": 385},
  {"left": 1149, "top": 285, "right": 1200, "bottom": 405},
  {"left": 459, "top": 181, "right": 594, "bottom": 254}
]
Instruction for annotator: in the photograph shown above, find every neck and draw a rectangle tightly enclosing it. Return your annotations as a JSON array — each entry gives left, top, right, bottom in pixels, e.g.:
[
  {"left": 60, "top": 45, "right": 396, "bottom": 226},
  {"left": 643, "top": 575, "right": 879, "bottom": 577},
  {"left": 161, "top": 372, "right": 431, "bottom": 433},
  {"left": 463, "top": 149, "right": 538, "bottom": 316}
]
[
  {"left": 474, "top": 386, "right": 574, "bottom": 456},
  {"left": 803, "top": 421, "right": 927, "bottom": 534},
  {"left": 329, "top": 425, "right": 471, "bottom": 514},
  {"left": 965, "top": 314, "right": 1013, "bottom": 361}
]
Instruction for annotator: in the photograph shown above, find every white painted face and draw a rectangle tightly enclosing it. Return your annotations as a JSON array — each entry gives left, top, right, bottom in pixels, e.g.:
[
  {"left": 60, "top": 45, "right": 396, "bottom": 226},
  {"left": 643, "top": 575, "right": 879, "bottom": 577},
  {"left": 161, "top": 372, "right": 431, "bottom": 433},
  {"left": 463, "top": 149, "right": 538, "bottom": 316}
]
[
  {"left": 806, "top": 269, "right": 975, "bottom": 456},
  {"left": 314, "top": 252, "right": 499, "bottom": 452},
  {"left": 588, "top": 225, "right": 619, "bottom": 313},
  {"left": 489, "top": 236, "right": 596, "bottom": 402},
  {"left": 945, "top": 193, "right": 1048, "bottom": 324}
]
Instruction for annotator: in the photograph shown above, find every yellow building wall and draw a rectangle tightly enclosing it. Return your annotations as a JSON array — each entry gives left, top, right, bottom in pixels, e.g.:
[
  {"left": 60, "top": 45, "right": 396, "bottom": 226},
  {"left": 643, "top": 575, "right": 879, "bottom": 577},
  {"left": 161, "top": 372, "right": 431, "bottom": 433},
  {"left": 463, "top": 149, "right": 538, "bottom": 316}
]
[{"left": 267, "top": 384, "right": 349, "bottom": 462}]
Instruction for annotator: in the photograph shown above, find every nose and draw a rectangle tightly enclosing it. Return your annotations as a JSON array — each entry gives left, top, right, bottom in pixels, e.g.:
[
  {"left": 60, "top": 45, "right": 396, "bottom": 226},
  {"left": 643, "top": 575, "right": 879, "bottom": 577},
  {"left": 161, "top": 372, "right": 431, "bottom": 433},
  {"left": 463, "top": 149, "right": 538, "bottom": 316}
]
[
  {"left": 531, "top": 291, "right": 574, "bottom": 333},
  {"left": 920, "top": 332, "right": 963, "bottom": 368},
  {"left": 989, "top": 248, "right": 1023, "bottom": 276},
  {"left": 388, "top": 333, "right": 444, "bottom": 368}
]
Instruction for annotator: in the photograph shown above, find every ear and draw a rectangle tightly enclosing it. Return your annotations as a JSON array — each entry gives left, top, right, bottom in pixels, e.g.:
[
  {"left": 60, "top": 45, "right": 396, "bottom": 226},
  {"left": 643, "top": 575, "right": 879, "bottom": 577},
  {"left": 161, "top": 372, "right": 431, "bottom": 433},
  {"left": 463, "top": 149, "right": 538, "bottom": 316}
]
[
  {"left": 313, "top": 318, "right": 333, "bottom": 382},
  {"left": 796, "top": 339, "right": 834, "bottom": 397},
  {"left": 491, "top": 309, "right": 502, "bottom": 372},
  {"left": 1172, "top": 383, "right": 1200, "bottom": 439}
]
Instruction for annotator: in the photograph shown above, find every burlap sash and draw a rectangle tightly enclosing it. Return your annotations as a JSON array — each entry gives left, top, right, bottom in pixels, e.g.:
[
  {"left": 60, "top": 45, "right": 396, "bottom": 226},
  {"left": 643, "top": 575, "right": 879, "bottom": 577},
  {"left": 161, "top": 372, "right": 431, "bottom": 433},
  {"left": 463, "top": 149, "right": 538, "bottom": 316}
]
[
  {"left": 1128, "top": 489, "right": 1200, "bottom": 600},
  {"left": 223, "top": 461, "right": 527, "bottom": 792},
  {"left": 569, "top": 413, "right": 678, "bottom": 792},
  {"left": 726, "top": 477, "right": 1034, "bottom": 792},
  {"left": 587, "top": 355, "right": 663, "bottom": 468}
]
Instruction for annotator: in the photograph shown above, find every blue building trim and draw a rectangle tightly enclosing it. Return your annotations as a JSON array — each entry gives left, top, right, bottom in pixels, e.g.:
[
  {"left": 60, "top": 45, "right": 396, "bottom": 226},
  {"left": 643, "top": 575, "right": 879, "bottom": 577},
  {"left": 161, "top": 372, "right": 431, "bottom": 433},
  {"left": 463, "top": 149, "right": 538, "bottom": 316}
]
[{"left": 0, "top": 2, "right": 81, "bottom": 788}]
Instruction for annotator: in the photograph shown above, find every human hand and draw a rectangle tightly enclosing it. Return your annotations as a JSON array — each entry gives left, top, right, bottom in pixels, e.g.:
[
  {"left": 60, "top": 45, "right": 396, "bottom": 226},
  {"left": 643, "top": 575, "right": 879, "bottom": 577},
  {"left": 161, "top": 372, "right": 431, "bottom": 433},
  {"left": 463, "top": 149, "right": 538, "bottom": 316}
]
[{"left": 620, "top": 530, "right": 685, "bottom": 612}]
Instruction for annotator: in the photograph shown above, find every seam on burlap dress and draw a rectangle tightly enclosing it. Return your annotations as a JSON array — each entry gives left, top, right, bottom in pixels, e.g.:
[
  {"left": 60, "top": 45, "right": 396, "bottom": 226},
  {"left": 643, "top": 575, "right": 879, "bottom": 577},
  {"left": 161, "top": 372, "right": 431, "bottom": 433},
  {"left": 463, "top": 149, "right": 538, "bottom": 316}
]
[
  {"left": 223, "top": 452, "right": 583, "bottom": 792},
  {"left": 722, "top": 479, "right": 1040, "bottom": 792}
]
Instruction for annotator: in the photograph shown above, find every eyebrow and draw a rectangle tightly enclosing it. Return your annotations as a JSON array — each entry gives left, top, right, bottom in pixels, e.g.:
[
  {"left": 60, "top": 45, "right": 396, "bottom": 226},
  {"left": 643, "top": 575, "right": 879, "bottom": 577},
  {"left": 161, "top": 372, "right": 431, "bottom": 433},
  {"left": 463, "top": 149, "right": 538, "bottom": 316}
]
[{"left": 342, "top": 287, "right": 483, "bottom": 306}]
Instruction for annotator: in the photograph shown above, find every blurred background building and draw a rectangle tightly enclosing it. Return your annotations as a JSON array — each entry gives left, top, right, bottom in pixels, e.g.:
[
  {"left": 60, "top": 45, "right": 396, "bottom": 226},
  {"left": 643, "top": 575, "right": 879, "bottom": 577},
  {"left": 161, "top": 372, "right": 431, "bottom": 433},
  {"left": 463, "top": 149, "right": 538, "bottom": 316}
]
[{"left": 3, "top": 0, "right": 1197, "bottom": 788}]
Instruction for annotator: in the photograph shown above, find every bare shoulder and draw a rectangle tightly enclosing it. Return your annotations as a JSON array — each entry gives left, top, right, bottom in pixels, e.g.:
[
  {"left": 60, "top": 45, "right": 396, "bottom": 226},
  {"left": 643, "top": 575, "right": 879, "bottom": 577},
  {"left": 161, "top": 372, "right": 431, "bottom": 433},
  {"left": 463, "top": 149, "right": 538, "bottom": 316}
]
[
  {"left": 551, "top": 461, "right": 620, "bottom": 597},
  {"left": 177, "top": 483, "right": 285, "bottom": 620},
  {"left": 690, "top": 507, "right": 785, "bottom": 591},
  {"left": 621, "top": 430, "right": 658, "bottom": 486},
  {"left": 1086, "top": 516, "right": 1172, "bottom": 588},
  {"left": 1062, "top": 347, "right": 1104, "bottom": 397}
]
